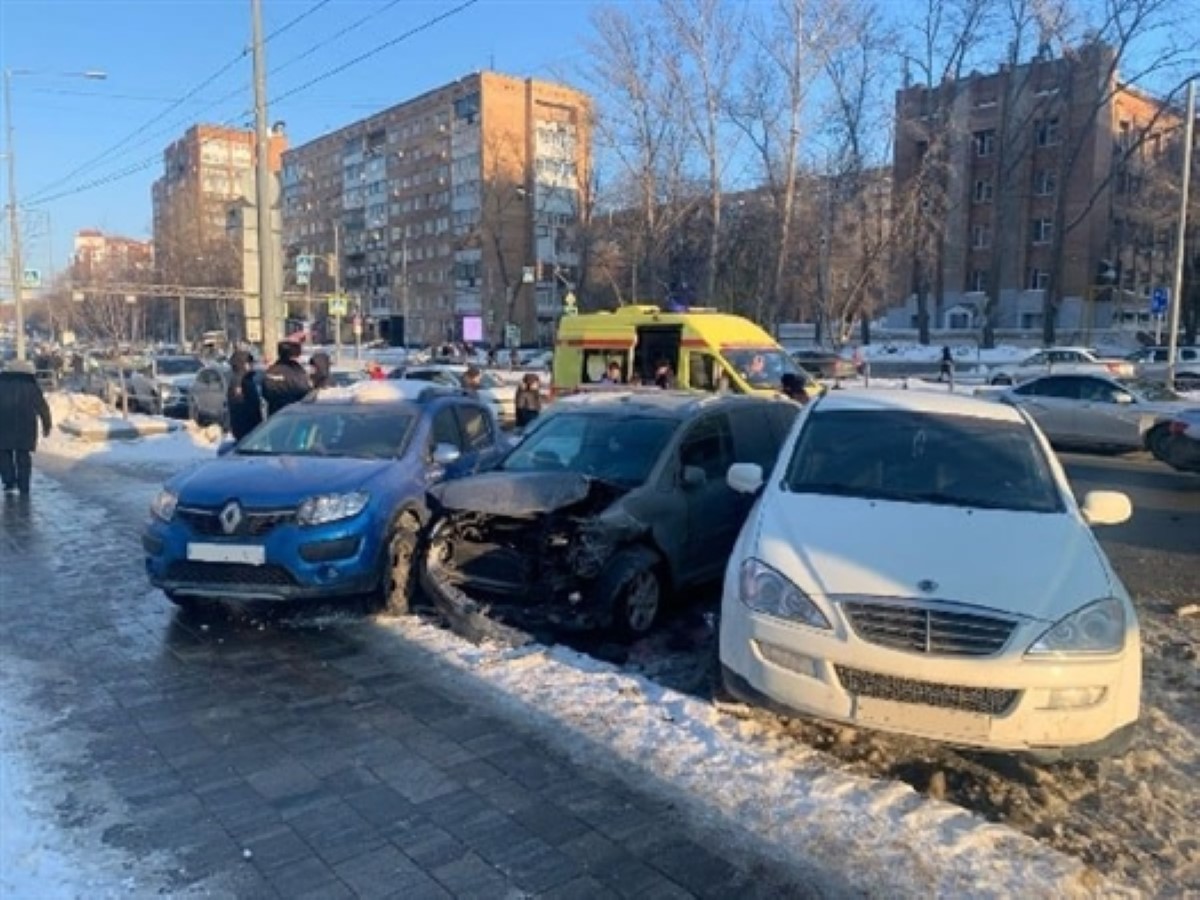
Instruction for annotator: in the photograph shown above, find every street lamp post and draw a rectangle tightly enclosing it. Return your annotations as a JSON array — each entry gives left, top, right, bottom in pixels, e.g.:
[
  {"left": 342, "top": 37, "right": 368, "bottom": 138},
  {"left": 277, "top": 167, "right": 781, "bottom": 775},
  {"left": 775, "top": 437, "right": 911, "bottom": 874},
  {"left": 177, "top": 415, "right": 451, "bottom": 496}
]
[{"left": 4, "top": 67, "right": 105, "bottom": 360}]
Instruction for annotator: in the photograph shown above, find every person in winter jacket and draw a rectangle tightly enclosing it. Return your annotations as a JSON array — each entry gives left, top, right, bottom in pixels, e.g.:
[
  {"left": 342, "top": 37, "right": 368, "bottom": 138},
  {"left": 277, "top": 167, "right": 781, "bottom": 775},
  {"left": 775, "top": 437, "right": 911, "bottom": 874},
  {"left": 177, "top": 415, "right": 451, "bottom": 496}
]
[
  {"left": 261, "top": 341, "right": 311, "bottom": 415},
  {"left": 226, "top": 350, "right": 263, "bottom": 440},
  {"left": 309, "top": 351, "right": 332, "bottom": 390},
  {"left": 0, "top": 361, "right": 53, "bottom": 495},
  {"left": 515, "top": 373, "right": 543, "bottom": 428}
]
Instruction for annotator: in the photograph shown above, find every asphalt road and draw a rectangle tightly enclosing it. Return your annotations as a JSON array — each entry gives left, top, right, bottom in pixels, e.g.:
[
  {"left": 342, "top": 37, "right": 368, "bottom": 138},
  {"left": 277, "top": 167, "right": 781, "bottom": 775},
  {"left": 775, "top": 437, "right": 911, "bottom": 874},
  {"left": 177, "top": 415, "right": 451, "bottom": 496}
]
[{"left": 1059, "top": 451, "right": 1200, "bottom": 605}]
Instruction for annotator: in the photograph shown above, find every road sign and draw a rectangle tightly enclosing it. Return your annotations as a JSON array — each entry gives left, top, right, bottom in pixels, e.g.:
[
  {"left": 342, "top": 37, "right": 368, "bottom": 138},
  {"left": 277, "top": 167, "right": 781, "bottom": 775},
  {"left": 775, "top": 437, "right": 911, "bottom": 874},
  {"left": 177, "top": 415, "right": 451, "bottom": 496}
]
[
  {"left": 504, "top": 323, "right": 520, "bottom": 348},
  {"left": 328, "top": 295, "right": 348, "bottom": 317},
  {"left": 1150, "top": 286, "right": 1169, "bottom": 316},
  {"left": 562, "top": 291, "right": 578, "bottom": 316},
  {"left": 296, "top": 255, "right": 314, "bottom": 275},
  {"left": 522, "top": 266, "right": 535, "bottom": 284},
  {"left": 22, "top": 269, "right": 41, "bottom": 289}
]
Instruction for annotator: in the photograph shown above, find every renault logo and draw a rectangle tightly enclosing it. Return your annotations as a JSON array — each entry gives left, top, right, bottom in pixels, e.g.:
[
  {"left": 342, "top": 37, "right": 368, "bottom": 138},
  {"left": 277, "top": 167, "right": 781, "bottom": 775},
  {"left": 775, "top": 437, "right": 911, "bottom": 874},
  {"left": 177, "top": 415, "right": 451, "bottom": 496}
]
[{"left": 219, "top": 501, "right": 243, "bottom": 535}]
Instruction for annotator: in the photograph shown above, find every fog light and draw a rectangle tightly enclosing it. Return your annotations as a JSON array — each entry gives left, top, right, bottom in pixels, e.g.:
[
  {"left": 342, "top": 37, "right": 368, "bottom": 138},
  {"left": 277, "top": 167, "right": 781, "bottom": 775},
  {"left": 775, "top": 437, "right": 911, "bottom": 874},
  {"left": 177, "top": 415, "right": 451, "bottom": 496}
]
[
  {"left": 1041, "top": 687, "right": 1106, "bottom": 710},
  {"left": 567, "top": 591, "right": 582, "bottom": 605},
  {"left": 755, "top": 641, "right": 819, "bottom": 678}
]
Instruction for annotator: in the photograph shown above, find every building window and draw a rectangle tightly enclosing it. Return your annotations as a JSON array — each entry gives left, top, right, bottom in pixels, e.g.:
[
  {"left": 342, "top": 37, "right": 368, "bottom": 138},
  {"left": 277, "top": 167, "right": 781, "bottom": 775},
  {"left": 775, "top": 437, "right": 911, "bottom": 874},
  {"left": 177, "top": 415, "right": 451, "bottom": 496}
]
[
  {"left": 973, "top": 130, "right": 995, "bottom": 157},
  {"left": 968, "top": 269, "right": 988, "bottom": 292},
  {"left": 1031, "top": 218, "right": 1054, "bottom": 245},
  {"left": 1035, "top": 118, "right": 1060, "bottom": 147},
  {"left": 971, "top": 225, "right": 991, "bottom": 249},
  {"left": 973, "top": 179, "right": 993, "bottom": 203},
  {"left": 1033, "top": 170, "right": 1057, "bottom": 196},
  {"left": 1027, "top": 268, "right": 1050, "bottom": 290}
]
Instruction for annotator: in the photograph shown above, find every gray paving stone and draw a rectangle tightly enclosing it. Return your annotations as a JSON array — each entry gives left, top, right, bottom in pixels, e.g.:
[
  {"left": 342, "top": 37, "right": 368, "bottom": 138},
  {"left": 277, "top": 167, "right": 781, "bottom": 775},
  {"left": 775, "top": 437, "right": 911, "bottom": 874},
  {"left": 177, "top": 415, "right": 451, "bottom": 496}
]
[{"left": 431, "top": 850, "right": 512, "bottom": 896}]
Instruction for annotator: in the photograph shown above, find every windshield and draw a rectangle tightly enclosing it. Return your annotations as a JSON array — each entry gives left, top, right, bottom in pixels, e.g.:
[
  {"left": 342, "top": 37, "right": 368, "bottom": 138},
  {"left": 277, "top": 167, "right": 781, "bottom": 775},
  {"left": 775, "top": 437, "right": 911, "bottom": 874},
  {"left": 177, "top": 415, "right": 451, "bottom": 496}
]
[
  {"left": 723, "top": 348, "right": 804, "bottom": 390},
  {"left": 238, "top": 407, "right": 414, "bottom": 459},
  {"left": 501, "top": 413, "right": 677, "bottom": 487},
  {"left": 156, "top": 357, "right": 203, "bottom": 375},
  {"left": 1121, "top": 380, "right": 1179, "bottom": 402},
  {"left": 783, "top": 410, "right": 1063, "bottom": 514}
]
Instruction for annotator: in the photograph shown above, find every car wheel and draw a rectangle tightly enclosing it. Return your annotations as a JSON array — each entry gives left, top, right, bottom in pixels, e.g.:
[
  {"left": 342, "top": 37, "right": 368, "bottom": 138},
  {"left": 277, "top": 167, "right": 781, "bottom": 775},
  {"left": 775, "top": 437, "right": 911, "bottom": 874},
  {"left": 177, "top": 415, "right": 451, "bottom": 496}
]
[
  {"left": 1146, "top": 423, "right": 1172, "bottom": 460},
  {"left": 380, "top": 512, "right": 421, "bottom": 616},
  {"left": 598, "top": 547, "right": 663, "bottom": 640},
  {"left": 990, "top": 374, "right": 1012, "bottom": 386}
]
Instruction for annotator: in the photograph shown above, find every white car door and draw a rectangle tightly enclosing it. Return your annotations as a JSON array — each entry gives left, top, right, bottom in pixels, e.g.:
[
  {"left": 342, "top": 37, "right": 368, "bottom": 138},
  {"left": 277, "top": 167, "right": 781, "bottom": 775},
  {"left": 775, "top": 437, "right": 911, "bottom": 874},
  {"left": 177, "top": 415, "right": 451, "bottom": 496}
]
[
  {"left": 1010, "top": 376, "right": 1083, "bottom": 443},
  {"left": 1074, "top": 378, "right": 1144, "bottom": 449}
]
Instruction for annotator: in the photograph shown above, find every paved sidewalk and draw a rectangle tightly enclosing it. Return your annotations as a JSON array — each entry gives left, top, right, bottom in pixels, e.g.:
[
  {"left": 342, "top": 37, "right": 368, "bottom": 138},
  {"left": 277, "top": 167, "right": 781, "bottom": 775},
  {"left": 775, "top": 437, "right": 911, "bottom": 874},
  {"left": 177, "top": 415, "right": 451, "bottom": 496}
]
[{"left": 1, "top": 463, "right": 818, "bottom": 898}]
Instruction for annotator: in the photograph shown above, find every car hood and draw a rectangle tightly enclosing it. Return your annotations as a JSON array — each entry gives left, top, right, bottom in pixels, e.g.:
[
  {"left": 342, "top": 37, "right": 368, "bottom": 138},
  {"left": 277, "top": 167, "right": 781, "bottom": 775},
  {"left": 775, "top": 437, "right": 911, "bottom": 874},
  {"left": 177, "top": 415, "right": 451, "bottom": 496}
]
[
  {"left": 171, "top": 455, "right": 394, "bottom": 507},
  {"left": 754, "top": 494, "right": 1114, "bottom": 623},
  {"left": 430, "top": 470, "right": 617, "bottom": 516}
]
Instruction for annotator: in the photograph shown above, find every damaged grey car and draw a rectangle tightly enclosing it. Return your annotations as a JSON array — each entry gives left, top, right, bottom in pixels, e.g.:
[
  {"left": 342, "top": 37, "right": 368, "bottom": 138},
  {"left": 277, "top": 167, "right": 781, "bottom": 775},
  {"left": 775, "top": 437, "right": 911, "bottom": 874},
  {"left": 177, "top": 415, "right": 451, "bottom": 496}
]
[{"left": 422, "top": 392, "right": 800, "bottom": 640}]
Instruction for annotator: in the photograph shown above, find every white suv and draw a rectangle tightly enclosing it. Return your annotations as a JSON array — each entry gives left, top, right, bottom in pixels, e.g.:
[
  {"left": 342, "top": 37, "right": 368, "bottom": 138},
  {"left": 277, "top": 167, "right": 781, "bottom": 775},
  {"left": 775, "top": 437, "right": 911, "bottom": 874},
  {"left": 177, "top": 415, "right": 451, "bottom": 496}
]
[
  {"left": 1125, "top": 346, "right": 1200, "bottom": 391},
  {"left": 988, "top": 347, "right": 1136, "bottom": 386}
]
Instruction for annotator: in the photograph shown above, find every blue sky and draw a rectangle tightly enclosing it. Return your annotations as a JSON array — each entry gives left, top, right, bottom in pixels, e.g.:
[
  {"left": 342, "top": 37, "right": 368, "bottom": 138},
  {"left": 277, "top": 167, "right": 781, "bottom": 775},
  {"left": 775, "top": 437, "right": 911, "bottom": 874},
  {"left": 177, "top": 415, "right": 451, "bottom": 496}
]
[{"left": 1, "top": 0, "right": 594, "bottom": 273}]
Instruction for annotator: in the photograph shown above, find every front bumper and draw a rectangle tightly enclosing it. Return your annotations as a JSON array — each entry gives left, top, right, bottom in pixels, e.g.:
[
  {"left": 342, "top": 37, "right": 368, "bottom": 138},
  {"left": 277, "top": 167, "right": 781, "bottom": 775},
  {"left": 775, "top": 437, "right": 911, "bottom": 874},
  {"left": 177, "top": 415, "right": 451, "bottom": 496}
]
[
  {"left": 719, "top": 590, "right": 1141, "bottom": 756},
  {"left": 143, "top": 514, "right": 383, "bottom": 603}
]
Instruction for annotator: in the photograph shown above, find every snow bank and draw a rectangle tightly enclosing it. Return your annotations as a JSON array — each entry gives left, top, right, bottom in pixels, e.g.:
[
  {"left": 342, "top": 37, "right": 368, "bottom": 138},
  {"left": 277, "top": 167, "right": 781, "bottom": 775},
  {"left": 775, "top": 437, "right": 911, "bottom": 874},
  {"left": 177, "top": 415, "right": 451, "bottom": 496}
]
[
  {"left": 41, "top": 392, "right": 220, "bottom": 474},
  {"left": 857, "top": 343, "right": 1031, "bottom": 364},
  {"left": 377, "top": 617, "right": 1122, "bottom": 897}
]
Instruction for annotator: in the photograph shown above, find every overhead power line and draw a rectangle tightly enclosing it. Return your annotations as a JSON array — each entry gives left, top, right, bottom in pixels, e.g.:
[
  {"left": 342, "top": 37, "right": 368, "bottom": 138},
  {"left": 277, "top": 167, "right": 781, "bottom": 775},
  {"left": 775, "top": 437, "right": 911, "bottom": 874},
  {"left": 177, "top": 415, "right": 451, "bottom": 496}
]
[
  {"left": 24, "top": 0, "right": 333, "bottom": 204},
  {"left": 269, "top": 0, "right": 408, "bottom": 78}
]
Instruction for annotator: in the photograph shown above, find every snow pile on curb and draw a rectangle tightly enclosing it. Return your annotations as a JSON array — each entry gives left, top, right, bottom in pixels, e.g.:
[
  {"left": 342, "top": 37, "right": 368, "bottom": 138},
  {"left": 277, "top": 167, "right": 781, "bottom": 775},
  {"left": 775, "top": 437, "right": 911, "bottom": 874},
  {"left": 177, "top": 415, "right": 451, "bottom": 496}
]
[
  {"left": 379, "top": 617, "right": 1124, "bottom": 897},
  {"left": 858, "top": 343, "right": 1031, "bottom": 364},
  {"left": 41, "top": 392, "right": 220, "bottom": 472}
]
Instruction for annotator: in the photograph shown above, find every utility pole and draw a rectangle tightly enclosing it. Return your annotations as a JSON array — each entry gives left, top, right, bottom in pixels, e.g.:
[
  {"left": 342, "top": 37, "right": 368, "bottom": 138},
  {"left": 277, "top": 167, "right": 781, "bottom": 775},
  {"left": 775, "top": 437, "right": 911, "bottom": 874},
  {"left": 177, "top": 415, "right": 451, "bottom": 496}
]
[
  {"left": 1167, "top": 79, "right": 1195, "bottom": 389},
  {"left": 250, "top": 0, "right": 280, "bottom": 359},
  {"left": 332, "top": 221, "right": 342, "bottom": 361},
  {"left": 401, "top": 234, "right": 409, "bottom": 349},
  {"left": 4, "top": 69, "right": 26, "bottom": 361}
]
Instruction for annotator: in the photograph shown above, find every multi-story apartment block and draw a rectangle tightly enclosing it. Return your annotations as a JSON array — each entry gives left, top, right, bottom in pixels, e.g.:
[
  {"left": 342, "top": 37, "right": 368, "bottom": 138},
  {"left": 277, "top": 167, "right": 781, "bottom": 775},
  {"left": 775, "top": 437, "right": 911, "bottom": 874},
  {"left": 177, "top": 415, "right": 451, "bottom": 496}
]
[
  {"left": 152, "top": 124, "right": 287, "bottom": 289},
  {"left": 887, "top": 44, "right": 1188, "bottom": 336},
  {"left": 71, "top": 229, "right": 154, "bottom": 283},
  {"left": 282, "top": 72, "right": 591, "bottom": 347}
]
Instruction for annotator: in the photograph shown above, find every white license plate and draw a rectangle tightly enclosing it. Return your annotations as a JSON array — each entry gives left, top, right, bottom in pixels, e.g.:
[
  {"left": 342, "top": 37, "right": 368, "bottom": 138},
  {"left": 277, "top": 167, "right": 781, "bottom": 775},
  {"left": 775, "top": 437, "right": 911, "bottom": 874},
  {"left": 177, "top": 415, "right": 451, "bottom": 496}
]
[
  {"left": 854, "top": 696, "right": 989, "bottom": 740},
  {"left": 186, "top": 543, "right": 265, "bottom": 565}
]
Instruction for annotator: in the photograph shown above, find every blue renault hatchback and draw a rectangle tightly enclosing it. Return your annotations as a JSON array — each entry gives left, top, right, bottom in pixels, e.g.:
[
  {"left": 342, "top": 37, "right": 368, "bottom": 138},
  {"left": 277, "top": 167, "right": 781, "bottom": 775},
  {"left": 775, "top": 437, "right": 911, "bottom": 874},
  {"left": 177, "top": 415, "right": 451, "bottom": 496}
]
[{"left": 143, "top": 381, "right": 505, "bottom": 613}]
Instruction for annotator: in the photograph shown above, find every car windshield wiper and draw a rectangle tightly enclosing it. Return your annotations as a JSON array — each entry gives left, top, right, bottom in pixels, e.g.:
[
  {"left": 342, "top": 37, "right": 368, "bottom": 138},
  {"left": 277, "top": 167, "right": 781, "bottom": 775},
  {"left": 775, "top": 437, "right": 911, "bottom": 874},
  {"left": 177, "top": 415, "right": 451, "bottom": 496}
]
[{"left": 232, "top": 448, "right": 276, "bottom": 456}]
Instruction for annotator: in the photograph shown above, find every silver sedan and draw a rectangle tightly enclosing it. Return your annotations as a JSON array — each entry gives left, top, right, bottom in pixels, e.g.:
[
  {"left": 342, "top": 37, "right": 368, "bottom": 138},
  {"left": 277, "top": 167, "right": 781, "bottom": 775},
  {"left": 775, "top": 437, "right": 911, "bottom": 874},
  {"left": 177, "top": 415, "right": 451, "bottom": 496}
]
[{"left": 1002, "top": 374, "right": 1197, "bottom": 452}]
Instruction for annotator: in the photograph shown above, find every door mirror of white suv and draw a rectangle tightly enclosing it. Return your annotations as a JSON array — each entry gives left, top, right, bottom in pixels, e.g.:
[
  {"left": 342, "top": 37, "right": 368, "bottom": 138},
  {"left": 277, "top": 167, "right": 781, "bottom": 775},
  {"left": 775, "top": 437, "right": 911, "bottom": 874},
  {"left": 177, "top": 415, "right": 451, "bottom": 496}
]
[
  {"left": 1081, "top": 490, "right": 1132, "bottom": 526},
  {"left": 727, "top": 462, "right": 764, "bottom": 495},
  {"left": 432, "top": 443, "right": 461, "bottom": 466}
]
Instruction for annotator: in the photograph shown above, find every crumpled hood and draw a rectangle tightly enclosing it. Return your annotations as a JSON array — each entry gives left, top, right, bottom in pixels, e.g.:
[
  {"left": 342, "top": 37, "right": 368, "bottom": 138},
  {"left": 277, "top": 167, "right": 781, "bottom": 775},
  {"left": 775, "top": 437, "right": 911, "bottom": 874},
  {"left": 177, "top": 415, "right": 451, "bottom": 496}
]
[
  {"left": 431, "top": 470, "right": 595, "bottom": 516},
  {"left": 171, "top": 455, "right": 392, "bottom": 507},
  {"left": 754, "top": 494, "right": 1115, "bottom": 623}
]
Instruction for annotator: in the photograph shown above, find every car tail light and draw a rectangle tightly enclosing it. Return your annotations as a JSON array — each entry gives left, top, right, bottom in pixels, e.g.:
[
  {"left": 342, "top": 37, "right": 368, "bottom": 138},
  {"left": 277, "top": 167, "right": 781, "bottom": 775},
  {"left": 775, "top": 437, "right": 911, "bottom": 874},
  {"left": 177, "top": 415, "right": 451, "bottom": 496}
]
[{"left": 1105, "top": 362, "right": 1120, "bottom": 373}]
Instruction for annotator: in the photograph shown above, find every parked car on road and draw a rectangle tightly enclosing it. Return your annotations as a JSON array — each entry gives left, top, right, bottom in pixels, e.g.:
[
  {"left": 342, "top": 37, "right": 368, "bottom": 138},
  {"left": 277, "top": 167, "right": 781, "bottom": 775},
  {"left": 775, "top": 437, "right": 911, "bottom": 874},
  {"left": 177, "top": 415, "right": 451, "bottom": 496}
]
[
  {"left": 143, "top": 381, "right": 506, "bottom": 612},
  {"left": 188, "top": 363, "right": 232, "bottom": 427},
  {"left": 1149, "top": 408, "right": 1200, "bottom": 473},
  {"left": 389, "top": 363, "right": 516, "bottom": 426},
  {"left": 1001, "top": 374, "right": 1190, "bottom": 453},
  {"left": 719, "top": 389, "right": 1140, "bottom": 759},
  {"left": 790, "top": 349, "right": 857, "bottom": 380},
  {"left": 987, "top": 347, "right": 1136, "bottom": 386},
  {"left": 1124, "top": 345, "right": 1200, "bottom": 391},
  {"left": 421, "top": 391, "right": 801, "bottom": 638}
]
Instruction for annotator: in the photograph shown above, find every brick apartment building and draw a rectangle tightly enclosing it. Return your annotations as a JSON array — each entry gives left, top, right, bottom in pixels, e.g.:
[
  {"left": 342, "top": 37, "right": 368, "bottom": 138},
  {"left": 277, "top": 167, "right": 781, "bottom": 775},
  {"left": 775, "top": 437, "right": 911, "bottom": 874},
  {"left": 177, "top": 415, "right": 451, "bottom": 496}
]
[
  {"left": 71, "top": 229, "right": 154, "bottom": 283},
  {"left": 281, "top": 71, "right": 591, "bottom": 347},
  {"left": 151, "top": 124, "right": 287, "bottom": 289},
  {"left": 887, "top": 44, "right": 1189, "bottom": 336}
]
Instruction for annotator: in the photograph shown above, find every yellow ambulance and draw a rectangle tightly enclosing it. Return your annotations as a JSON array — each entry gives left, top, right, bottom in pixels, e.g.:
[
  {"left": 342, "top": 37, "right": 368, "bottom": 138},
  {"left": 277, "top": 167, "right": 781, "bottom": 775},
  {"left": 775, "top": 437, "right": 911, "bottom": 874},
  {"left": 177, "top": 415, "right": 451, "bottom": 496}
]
[{"left": 551, "top": 305, "right": 821, "bottom": 398}]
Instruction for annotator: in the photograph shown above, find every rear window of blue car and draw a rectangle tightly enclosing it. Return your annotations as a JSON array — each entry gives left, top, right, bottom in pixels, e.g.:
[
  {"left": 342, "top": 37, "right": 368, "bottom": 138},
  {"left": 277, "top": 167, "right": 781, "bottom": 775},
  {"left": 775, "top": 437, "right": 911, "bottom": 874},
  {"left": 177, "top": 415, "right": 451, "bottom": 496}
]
[{"left": 239, "top": 407, "right": 415, "bottom": 459}]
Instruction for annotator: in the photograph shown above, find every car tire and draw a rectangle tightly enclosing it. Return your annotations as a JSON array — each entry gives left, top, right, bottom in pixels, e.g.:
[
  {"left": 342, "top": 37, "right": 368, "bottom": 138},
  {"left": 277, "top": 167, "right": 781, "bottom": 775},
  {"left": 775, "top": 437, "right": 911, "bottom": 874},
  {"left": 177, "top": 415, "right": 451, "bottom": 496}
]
[
  {"left": 597, "top": 546, "right": 663, "bottom": 640},
  {"left": 990, "top": 374, "right": 1012, "bottom": 386},
  {"left": 1146, "top": 423, "right": 1172, "bottom": 460},
  {"left": 380, "top": 512, "right": 421, "bottom": 616}
]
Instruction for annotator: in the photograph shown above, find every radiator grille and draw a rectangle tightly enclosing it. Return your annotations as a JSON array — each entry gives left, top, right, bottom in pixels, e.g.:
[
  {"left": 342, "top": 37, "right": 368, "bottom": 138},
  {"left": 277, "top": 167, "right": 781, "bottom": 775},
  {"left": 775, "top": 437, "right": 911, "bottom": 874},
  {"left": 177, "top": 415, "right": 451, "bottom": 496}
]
[
  {"left": 841, "top": 601, "right": 1016, "bottom": 656},
  {"left": 835, "top": 665, "right": 1018, "bottom": 716},
  {"left": 166, "top": 561, "right": 296, "bottom": 586}
]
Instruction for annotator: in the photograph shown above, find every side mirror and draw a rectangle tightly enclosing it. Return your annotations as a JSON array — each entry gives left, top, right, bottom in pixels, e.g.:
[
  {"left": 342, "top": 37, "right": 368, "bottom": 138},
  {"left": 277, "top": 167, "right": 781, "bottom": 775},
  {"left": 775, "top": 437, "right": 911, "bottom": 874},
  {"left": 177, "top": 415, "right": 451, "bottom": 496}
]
[
  {"left": 727, "top": 462, "right": 764, "bottom": 495},
  {"left": 432, "top": 442, "right": 461, "bottom": 466},
  {"left": 681, "top": 465, "right": 707, "bottom": 489},
  {"left": 1081, "top": 490, "right": 1131, "bottom": 526},
  {"left": 217, "top": 439, "right": 237, "bottom": 457},
  {"left": 1112, "top": 392, "right": 1134, "bottom": 405}
]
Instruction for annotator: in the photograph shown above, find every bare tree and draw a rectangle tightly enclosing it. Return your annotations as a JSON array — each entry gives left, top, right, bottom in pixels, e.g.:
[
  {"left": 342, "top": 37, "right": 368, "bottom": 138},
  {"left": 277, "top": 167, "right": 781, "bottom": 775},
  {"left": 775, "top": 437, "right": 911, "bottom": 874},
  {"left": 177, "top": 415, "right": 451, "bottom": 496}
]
[{"left": 660, "top": 0, "right": 743, "bottom": 305}]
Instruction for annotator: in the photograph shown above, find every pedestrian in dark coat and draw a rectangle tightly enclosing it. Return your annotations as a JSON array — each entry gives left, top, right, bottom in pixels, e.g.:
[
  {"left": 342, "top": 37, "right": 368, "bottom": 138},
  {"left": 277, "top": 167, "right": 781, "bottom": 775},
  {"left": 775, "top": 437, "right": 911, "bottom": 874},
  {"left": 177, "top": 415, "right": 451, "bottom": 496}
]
[
  {"left": 226, "top": 350, "right": 263, "bottom": 440},
  {"left": 0, "top": 361, "right": 53, "bottom": 495},
  {"left": 261, "top": 341, "right": 311, "bottom": 415},
  {"left": 939, "top": 346, "right": 954, "bottom": 382},
  {"left": 515, "top": 373, "right": 543, "bottom": 428},
  {"left": 309, "top": 351, "right": 332, "bottom": 391}
]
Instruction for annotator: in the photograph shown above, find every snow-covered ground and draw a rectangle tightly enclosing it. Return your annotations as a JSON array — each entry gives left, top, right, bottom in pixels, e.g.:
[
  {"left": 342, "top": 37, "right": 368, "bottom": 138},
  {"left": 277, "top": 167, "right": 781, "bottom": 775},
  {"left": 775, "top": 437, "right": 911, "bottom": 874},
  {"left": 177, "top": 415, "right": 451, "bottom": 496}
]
[{"left": 854, "top": 342, "right": 1031, "bottom": 364}]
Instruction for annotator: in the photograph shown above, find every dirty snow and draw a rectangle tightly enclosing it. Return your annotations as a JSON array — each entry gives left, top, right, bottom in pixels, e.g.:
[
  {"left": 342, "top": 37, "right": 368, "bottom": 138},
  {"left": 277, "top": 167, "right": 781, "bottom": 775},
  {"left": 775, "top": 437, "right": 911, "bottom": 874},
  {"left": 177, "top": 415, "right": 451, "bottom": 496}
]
[
  {"left": 855, "top": 343, "right": 1031, "bottom": 364},
  {"left": 373, "top": 616, "right": 1121, "bottom": 897}
]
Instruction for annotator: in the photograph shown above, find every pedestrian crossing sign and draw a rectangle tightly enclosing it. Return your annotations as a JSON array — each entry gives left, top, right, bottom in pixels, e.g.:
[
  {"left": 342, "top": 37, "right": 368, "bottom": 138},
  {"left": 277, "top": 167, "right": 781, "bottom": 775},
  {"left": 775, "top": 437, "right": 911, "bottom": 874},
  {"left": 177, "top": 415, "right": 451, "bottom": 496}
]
[{"left": 329, "top": 295, "right": 349, "bottom": 316}]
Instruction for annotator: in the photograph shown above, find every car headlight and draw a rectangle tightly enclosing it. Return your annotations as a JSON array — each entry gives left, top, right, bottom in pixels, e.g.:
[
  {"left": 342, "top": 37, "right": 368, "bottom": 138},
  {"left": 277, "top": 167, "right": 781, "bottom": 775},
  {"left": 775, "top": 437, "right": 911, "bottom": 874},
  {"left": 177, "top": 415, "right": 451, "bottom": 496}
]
[
  {"left": 1026, "top": 597, "right": 1127, "bottom": 656},
  {"left": 150, "top": 489, "right": 178, "bottom": 523},
  {"left": 296, "top": 492, "right": 370, "bottom": 526},
  {"left": 739, "top": 558, "right": 831, "bottom": 629}
]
